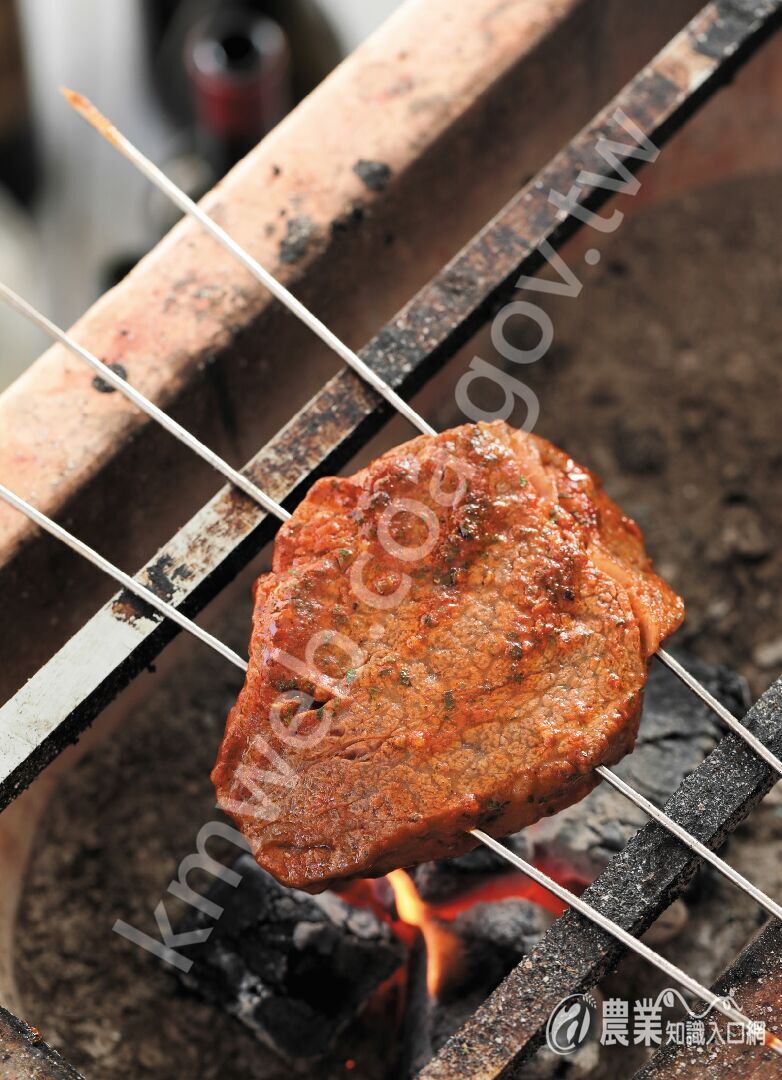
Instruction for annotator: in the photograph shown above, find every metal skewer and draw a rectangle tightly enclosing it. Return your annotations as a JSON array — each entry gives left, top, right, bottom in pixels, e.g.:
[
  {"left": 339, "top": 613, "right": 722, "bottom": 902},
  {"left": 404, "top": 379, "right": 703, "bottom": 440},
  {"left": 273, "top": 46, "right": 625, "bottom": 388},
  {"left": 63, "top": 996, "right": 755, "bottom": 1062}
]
[
  {"left": 7, "top": 296, "right": 781, "bottom": 907},
  {"left": 5, "top": 291, "right": 778, "bottom": 884},
  {"left": 12, "top": 239, "right": 778, "bottom": 789},
  {"left": 2, "top": 484, "right": 780, "bottom": 1054},
  {"left": 47, "top": 80, "right": 782, "bottom": 1028},
  {"left": 594, "top": 765, "right": 782, "bottom": 920},
  {"left": 0, "top": 484, "right": 247, "bottom": 673},
  {"left": 52, "top": 88, "right": 782, "bottom": 921},
  {"left": 64, "top": 89, "right": 782, "bottom": 781},
  {"left": 655, "top": 648, "right": 781, "bottom": 776},
  {"left": 62, "top": 88, "right": 435, "bottom": 439},
  {"left": 6, "top": 306, "right": 781, "bottom": 921},
  {"left": 0, "top": 284, "right": 290, "bottom": 524},
  {"left": 470, "top": 829, "right": 782, "bottom": 1056},
  {"left": 3, "top": 377, "right": 779, "bottom": 923}
]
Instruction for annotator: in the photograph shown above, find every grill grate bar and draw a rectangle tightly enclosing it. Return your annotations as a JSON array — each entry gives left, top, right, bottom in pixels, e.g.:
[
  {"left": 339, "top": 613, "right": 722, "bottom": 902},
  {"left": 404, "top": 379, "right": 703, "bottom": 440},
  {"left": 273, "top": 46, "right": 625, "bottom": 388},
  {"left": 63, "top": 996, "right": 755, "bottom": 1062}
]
[
  {"left": 424, "top": 677, "right": 782, "bottom": 1078},
  {"left": 5, "top": 241, "right": 782, "bottom": 920},
  {"left": 5, "top": 287, "right": 782, "bottom": 920},
  {"left": 3, "top": 480, "right": 780, "bottom": 1061},
  {"left": 0, "top": 484, "right": 248, "bottom": 672},
  {"left": 595, "top": 764, "right": 782, "bottom": 920},
  {"left": 471, "top": 829, "right": 781, "bottom": 1053},
  {"left": 637, "top": 916, "right": 782, "bottom": 1075}
]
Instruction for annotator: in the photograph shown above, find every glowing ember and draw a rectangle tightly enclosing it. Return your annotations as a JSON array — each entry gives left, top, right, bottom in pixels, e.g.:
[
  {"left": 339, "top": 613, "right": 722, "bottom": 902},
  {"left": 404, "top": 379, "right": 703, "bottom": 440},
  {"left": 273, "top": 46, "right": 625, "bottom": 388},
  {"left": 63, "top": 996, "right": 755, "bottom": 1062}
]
[
  {"left": 387, "top": 870, "right": 463, "bottom": 997},
  {"left": 426, "top": 866, "right": 573, "bottom": 921},
  {"left": 336, "top": 856, "right": 590, "bottom": 1001}
]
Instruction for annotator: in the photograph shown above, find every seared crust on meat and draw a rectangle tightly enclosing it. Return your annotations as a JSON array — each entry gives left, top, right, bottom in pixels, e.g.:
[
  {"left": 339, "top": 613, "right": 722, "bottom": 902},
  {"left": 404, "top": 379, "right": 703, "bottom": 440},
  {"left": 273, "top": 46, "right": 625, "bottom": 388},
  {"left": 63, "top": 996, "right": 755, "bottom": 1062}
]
[{"left": 213, "top": 421, "right": 684, "bottom": 891}]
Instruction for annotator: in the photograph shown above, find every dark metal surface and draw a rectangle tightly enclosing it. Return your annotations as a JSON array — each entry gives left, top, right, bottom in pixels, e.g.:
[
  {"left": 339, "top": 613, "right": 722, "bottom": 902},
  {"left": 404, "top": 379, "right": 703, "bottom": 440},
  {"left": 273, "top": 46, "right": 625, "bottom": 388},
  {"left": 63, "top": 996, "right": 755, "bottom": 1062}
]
[
  {"left": 422, "top": 678, "right": 782, "bottom": 1079},
  {"left": 637, "top": 918, "right": 782, "bottom": 1077},
  {"left": 0, "top": 1006, "right": 85, "bottom": 1080},
  {"left": 3, "top": 0, "right": 779, "bottom": 814}
]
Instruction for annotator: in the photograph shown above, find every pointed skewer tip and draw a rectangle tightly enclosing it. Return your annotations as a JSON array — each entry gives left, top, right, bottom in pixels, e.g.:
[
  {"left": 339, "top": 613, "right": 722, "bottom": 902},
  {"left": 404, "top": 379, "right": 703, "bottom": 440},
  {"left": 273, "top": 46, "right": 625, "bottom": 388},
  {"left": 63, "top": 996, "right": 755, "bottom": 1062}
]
[{"left": 60, "top": 86, "right": 121, "bottom": 148}]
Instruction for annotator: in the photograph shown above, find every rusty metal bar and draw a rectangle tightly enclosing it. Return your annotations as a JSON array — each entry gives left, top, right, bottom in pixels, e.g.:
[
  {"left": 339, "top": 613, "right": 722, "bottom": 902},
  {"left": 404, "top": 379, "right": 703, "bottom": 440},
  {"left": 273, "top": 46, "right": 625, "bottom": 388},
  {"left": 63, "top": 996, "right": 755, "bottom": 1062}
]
[
  {"left": 0, "top": 1006, "right": 85, "bottom": 1080},
  {"left": 2, "top": 0, "right": 780, "bottom": 813},
  {"left": 637, "top": 917, "right": 782, "bottom": 1076}
]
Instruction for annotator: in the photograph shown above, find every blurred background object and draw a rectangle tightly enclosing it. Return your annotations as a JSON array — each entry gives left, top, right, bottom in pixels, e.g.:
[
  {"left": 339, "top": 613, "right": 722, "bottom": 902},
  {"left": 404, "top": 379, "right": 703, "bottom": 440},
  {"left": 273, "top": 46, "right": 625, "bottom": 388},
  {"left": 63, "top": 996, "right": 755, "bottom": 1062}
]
[
  {"left": 0, "top": 0, "right": 38, "bottom": 207},
  {"left": 0, "top": 0, "right": 401, "bottom": 391}
]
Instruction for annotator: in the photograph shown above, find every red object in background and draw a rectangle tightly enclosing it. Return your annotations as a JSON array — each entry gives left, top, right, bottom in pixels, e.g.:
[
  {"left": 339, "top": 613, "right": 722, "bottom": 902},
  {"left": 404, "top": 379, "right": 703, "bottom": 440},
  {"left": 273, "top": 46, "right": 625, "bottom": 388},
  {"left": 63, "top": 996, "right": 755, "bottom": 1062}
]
[{"left": 186, "top": 9, "right": 291, "bottom": 172}]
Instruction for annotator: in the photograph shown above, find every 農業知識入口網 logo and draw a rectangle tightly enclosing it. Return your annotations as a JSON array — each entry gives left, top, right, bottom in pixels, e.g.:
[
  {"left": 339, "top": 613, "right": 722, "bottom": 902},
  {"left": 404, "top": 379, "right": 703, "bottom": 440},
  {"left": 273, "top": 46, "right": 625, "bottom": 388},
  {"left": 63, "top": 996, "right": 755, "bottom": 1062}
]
[
  {"left": 545, "top": 993, "right": 597, "bottom": 1055},
  {"left": 546, "top": 988, "right": 765, "bottom": 1055}
]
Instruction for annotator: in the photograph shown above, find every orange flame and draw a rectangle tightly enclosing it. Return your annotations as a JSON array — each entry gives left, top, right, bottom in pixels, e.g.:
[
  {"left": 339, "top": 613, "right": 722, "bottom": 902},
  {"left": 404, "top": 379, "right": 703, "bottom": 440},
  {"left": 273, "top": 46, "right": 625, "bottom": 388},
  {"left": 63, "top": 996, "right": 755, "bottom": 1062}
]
[
  {"left": 337, "top": 859, "right": 589, "bottom": 1003},
  {"left": 387, "top": 870, "right": 463, "bottom": 998}
]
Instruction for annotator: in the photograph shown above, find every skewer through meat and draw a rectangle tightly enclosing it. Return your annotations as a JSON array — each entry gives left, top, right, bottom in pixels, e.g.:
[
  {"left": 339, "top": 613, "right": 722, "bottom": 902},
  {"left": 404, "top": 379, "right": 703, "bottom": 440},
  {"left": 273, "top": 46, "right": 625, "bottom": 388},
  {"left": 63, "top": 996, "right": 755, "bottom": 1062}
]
[{"left": 213, "top": 421, "right": 684, "bottom": 891}]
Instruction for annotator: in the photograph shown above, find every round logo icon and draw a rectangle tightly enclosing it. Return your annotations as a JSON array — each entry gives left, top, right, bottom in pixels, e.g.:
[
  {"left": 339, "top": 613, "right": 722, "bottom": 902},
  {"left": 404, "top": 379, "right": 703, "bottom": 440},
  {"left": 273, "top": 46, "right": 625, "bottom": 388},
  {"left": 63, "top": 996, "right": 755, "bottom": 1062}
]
[{"left": 546, "top": 994, "right": 595, "bottom": 1055}]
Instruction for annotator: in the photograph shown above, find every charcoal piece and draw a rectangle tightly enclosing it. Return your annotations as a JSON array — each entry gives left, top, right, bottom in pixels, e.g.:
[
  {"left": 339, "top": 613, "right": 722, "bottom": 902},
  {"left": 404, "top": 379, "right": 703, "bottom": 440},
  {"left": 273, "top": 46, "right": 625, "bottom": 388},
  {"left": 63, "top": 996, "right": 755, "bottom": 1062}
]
[
  {"left": 449, "top": 898, "right": 552, "bottom": 997},
  {"left": 174, "top": 854, "right": 403, "bottom": 1065},
  {"left": 413, "top": 831, "right": 534, "bottom": 902},
  {"left": 406, "top": 899, "right": 551, "bottom": 1070},
  {"left": 527, "top": 653, "right": 750, "bottom": 879}
]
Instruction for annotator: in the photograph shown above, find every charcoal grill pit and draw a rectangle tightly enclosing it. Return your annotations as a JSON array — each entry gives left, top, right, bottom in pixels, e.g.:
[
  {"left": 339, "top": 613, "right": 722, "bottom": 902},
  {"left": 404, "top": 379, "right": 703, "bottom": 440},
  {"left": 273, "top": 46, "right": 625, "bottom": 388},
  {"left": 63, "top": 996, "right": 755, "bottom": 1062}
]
[{"left": 2, "top": 0, "right": 782, "bottom": 1076}]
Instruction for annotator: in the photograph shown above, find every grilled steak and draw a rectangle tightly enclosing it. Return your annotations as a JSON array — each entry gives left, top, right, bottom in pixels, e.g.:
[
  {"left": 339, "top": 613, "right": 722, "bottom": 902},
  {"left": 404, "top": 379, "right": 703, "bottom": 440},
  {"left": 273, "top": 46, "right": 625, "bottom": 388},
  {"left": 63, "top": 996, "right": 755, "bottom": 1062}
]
[{"left": 213, "top": 421, "right": 684, "bottom": 891}]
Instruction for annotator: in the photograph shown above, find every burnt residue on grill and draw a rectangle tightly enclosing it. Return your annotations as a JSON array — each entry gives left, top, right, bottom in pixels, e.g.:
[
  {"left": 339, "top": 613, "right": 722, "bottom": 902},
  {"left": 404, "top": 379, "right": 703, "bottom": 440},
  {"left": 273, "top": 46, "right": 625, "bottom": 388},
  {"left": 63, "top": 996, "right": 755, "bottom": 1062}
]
[
  {"left": 144, "top": 554, "right": 193, "bottom": 603},
  {"left": 109, "top": 594, "right": 147, "bottom": 627},
  {"left": 91, "top": 363, "right": 128, "bottom": 394},
  {"left": 105, "top": 558, "right": 195, "bottom": 628},
  {"left": 278, "top": 215, "right": 319, "bottom": 264},
  {"left": 330, "top": 202, "right": 365, "bottom": 237},
  {"left": 692, "top": 0, "right": 781, "bottom": 61},
  {"left": 0, "top": 1005, "right": 85, "bottom": 1080},
  {"left": 353, "top": 159, "right": 393, "bottom": 192}
]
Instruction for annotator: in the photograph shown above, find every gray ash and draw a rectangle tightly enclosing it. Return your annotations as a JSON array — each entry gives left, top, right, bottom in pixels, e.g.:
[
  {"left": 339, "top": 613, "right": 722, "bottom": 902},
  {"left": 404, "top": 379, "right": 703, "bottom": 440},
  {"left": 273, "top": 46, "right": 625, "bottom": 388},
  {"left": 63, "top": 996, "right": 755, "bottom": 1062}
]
[{"left": 174, "top": 855, "right": 403, "bottom": 1066}]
